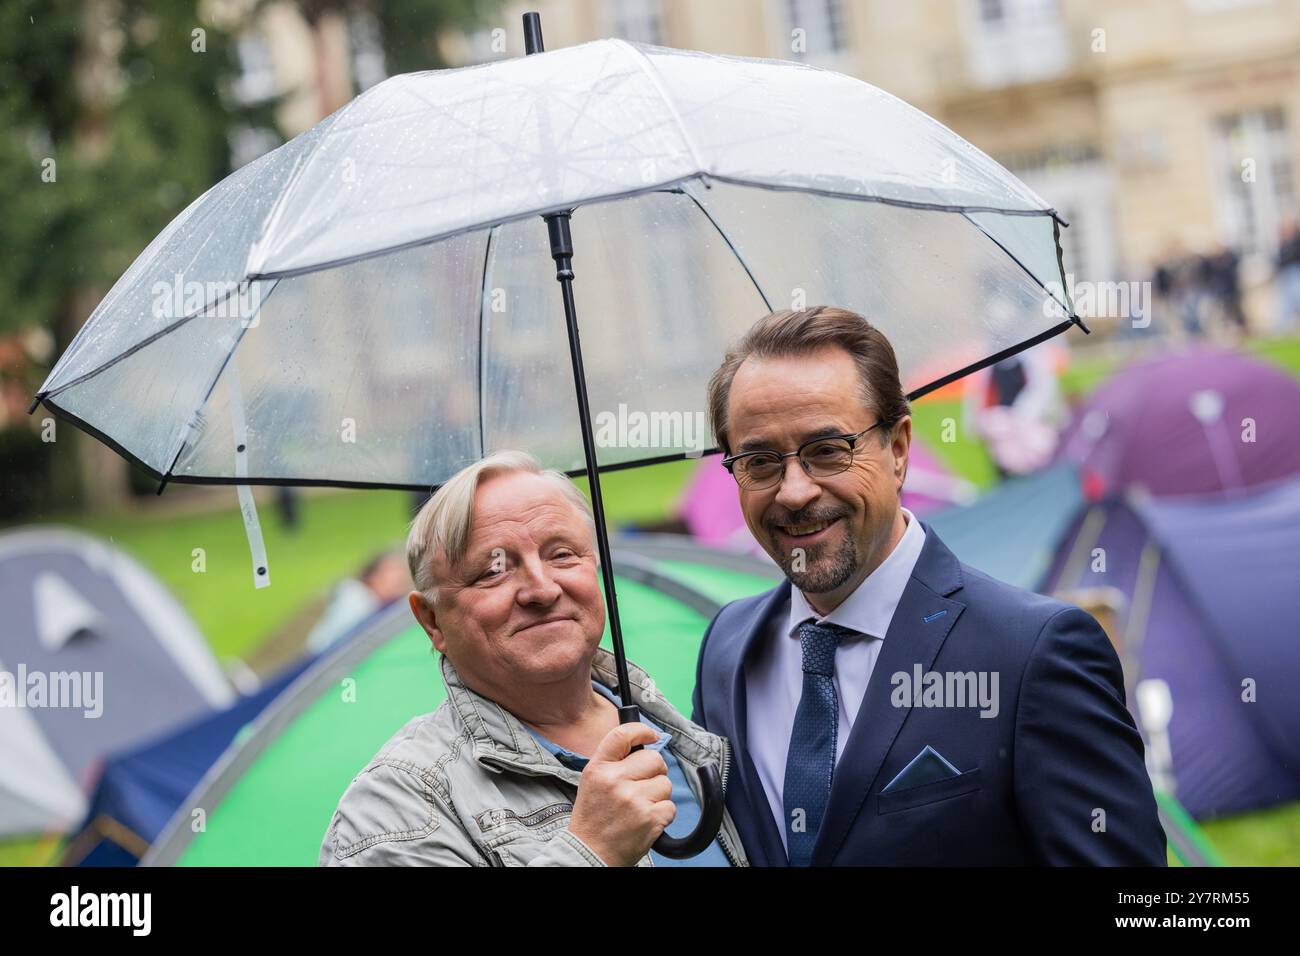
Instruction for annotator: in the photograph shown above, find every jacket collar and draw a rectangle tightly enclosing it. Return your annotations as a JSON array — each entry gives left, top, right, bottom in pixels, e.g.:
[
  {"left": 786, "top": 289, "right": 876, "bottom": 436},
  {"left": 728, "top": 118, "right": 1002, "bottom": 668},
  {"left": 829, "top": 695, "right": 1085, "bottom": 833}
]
[{"left": 439, "top": 647, "right": 725, "bottom": 779}]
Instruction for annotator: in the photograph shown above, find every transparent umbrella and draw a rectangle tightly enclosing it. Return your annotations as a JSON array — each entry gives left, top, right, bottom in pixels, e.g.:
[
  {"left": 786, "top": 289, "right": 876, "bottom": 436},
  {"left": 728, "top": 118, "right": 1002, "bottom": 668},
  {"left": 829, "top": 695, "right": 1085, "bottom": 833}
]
[{"left": 32, "top": 13, "right": 1083, "bottom": 858}]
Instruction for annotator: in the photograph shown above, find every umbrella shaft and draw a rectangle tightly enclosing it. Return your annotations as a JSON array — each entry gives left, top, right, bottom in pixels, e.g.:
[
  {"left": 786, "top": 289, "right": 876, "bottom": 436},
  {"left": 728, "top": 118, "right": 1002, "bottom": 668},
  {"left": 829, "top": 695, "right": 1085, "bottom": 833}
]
[{"left": 547, "top": 212, "right": 637, "bottom": 709}]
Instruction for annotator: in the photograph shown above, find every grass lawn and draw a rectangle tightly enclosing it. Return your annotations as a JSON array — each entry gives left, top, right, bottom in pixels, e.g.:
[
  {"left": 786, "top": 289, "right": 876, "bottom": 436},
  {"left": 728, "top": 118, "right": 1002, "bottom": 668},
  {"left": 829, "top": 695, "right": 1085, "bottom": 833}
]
[
  {"left": 1058, "top": 333, "right": 1300, "bottom": 397},
  {"left": 70, "top": 490, "right": 414, "bottom": 662},
  {"left": 910, "top": 398, "right": 998, "bottom": 489},
  {"left": 1199, "top": 802, "right": 1300, "bottom": 866}
]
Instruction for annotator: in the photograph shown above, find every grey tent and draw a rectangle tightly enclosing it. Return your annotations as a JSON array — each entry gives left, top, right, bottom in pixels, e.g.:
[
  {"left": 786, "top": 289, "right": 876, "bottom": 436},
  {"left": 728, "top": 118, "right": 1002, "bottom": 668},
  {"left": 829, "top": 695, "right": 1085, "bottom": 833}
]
[{"left": 0, "top": 527, "right": 233, "bottom": 837}]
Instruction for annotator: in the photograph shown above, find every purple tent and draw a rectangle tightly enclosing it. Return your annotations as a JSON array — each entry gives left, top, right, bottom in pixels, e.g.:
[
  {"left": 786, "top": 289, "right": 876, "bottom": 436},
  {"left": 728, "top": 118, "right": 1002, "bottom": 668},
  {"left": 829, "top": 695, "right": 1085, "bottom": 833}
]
[
  {"left": 1045, "top": 478, "right": 1300, "bottom": 819},
  {"left": 1056, "top": 347, "right": 1300, "bottom": 497}
]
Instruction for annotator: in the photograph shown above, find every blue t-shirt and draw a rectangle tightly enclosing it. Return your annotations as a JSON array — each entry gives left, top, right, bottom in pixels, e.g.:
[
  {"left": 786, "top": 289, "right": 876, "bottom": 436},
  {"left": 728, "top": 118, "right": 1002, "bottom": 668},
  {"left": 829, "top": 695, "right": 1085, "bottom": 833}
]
[{"left": 523, "top": 682, "right": 731, "bottom": 867}]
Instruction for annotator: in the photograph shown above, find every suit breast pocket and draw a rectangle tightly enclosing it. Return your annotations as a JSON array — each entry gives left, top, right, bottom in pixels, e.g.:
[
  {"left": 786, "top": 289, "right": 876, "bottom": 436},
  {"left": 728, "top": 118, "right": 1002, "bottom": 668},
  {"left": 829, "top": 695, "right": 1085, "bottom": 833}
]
[{"left": 876, "top": 768, "right": 982, "bottom": 815}]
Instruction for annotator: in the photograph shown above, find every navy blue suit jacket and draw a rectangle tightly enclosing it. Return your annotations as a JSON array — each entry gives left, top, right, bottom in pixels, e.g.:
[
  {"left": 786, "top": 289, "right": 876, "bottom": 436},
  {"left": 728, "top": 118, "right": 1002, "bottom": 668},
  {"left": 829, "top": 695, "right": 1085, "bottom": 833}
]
[{"left": 691, "top": 525, "right": 1166, "bottom": 866}]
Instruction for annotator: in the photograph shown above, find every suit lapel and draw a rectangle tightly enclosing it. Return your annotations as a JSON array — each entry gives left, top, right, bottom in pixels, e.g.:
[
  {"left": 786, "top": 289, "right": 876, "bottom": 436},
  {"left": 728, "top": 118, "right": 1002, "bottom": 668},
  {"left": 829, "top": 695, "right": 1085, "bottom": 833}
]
[
  {"left": 724, "top": 580, "right": 792, "bottom": 867},
  {"left": 811, "top": 527, "right": 966, "bottom": 866}
]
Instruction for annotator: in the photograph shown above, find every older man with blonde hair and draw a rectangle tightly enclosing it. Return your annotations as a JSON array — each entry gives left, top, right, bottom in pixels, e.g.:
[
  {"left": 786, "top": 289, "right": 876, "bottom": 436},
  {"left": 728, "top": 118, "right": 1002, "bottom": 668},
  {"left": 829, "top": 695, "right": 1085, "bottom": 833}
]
[{"left": 320, "top": 450, "right": 746, "bottom": 867}]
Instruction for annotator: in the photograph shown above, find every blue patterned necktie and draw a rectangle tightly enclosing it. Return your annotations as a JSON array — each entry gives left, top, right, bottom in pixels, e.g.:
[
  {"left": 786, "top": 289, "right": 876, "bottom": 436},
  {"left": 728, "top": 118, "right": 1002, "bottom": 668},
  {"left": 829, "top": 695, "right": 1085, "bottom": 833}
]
[{"left": 783, "top": 620, "right": 854, "bottom": 866}]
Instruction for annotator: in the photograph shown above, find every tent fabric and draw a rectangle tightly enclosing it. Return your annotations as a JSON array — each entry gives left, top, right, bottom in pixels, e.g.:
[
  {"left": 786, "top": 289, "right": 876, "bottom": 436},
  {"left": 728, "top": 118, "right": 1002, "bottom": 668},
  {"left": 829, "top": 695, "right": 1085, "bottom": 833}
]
[
  {"left": 69, "top": 657, "right": 314, "bottom": 866},
  {"left": 0, "top": 528, "right": 232, "bottom": 837},
  {"left": 924, "top": 463, "right": 1084, "bottom": 591},
  {"left": 1055, "top": 347, "right": 1300, "bottom": 497},
  {"left": 1045, "top": 479, "right": 1300, "bottom": 819}
]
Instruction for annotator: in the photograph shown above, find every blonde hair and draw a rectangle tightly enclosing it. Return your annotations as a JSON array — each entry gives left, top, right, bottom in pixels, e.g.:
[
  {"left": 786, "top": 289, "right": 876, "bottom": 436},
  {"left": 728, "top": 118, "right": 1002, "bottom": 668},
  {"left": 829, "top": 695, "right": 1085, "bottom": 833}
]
[{"left": 406, "top": 450, "right": 596, "bottom": 596}]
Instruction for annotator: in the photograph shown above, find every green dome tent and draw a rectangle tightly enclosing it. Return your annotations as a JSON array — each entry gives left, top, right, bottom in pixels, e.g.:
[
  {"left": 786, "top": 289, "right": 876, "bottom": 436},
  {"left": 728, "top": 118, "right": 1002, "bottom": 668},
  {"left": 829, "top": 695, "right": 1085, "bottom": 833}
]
[{"left": 145, "top": 544, "right": 778, "bottom": 866}]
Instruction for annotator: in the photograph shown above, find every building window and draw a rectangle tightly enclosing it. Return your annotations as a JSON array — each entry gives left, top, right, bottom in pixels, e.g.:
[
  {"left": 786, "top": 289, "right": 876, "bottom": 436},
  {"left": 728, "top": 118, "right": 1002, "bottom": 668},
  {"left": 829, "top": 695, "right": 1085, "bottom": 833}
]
[
  {"left": 964, "top": 0, "right": 1068, "bottom": 87},
  {"left": 784, "top": 0, "right": 847, "bottom": 56},
  {"left": 1000, "top": 146, "right": 1115, "bottom": 285},
  {"left": 1212, "top": 107, "right": 1296, "bottom": 259},
  {"left": 608, "top": 0, "right": 664, "bottom": 45}
]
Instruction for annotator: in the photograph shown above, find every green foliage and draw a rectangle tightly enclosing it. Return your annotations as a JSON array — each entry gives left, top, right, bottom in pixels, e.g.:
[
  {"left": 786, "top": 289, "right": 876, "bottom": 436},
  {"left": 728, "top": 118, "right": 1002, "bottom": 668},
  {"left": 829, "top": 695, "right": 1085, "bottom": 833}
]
[
  {"left": 0, "top": 0, "right": 84, "bottom": 334},
  {"left": 378, "top": 0, "right": 501, "bottom": 74},
  {"left": 0, "top": 1, "right": 248, "bottom": 337}
]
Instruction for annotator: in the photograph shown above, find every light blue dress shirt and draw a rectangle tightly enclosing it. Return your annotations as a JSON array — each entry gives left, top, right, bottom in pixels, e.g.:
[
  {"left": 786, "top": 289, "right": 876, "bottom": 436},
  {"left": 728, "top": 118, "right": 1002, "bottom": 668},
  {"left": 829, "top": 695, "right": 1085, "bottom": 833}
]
[{"left": 745, "top": 507, "right": 926, "bottom": 853}]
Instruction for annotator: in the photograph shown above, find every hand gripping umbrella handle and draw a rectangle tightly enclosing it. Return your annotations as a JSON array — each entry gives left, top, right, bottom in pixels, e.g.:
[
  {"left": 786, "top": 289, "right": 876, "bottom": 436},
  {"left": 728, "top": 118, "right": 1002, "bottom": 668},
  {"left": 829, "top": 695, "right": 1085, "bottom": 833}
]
[{"left": 619, "top": 704, "right": 725, "bottom": 860}]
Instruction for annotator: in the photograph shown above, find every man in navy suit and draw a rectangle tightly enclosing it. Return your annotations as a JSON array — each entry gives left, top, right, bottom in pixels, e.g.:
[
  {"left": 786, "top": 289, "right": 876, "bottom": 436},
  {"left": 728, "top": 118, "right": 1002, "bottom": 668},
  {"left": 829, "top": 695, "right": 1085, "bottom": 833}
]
[{"left": 693, "top": 306, "right": 1165, "bottom": 866}]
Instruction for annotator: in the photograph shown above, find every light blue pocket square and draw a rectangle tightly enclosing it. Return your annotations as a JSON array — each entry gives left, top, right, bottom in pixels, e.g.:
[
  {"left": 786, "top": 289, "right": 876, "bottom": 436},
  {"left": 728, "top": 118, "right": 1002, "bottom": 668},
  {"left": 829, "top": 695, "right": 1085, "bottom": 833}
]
[{"left": 881, "top": 745, "right": 962, "bottom": 793}]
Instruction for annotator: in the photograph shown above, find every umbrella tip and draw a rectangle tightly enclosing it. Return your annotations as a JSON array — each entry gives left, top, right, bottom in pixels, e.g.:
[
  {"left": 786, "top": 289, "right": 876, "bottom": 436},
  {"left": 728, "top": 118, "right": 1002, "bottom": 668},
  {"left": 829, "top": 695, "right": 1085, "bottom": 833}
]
[
  {"left": 27, "top": 395, "right": 40, "bottom": 415},
  {"left": 523, "top": 12, "right": 544, "bottom": 55}
]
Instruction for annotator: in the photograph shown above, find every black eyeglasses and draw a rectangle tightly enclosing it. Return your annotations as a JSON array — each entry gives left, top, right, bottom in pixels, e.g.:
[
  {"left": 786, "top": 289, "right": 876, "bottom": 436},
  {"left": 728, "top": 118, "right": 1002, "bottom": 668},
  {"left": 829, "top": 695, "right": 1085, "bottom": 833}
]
[{"left": 721, "top": 423, "right": 886, "bottom": 491}]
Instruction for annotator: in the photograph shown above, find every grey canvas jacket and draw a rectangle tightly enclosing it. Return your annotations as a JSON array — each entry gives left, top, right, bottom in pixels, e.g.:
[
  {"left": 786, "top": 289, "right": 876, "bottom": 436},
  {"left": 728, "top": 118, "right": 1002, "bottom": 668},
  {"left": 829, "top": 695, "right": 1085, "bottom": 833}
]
[{"left": 319, "top": 647, "right": 748, "bottom": 866}]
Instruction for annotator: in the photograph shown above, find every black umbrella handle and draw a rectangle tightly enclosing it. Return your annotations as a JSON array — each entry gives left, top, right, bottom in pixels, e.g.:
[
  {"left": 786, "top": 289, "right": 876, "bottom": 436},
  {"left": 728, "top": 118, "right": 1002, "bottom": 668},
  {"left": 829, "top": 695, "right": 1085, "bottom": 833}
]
[{"left": 619, "top": 704, "right": 726, "bottom": 859}]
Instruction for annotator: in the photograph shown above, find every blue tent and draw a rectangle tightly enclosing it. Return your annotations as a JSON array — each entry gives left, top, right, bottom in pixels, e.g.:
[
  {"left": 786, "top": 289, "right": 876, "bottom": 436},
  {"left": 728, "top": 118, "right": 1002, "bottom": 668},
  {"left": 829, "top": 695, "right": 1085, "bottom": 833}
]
[
  {"left": 925, "top": 463, "right": 1084, "bottom": 590},
  {"left": 65, "top": 657, "right": 314, "bottom": 866}
]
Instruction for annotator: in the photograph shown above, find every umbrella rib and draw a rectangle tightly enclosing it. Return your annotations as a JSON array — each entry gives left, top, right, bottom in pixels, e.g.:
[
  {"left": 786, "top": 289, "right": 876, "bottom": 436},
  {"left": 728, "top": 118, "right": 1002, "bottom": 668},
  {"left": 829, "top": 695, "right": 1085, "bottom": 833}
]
[
  {"left": 158, "top": 282, "right": 279, "bottom": 486},
  {"left": 958, "top": 210, "right": 1087, "bottom": 332},
  {"left": 476, "top": 225, "right": 496, "bottom": 460},
  {"left": 40, "top": 281, "right": 267, "bottom": 403},
  {"left": 704, "top": 173, "right": 1055, "bottom": 217},
  {"left": 906, "top": 317, "right": 1076, "bottom": 403},
  {"left": 680, "top": 185, "right": 773, "bottom": 312}
]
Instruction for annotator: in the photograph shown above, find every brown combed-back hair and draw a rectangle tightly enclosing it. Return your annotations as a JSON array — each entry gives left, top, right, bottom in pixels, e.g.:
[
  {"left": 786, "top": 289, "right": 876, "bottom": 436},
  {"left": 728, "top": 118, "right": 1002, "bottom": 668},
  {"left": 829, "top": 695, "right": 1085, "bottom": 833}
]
[{"left": 707, "top": 306, "right": 910, "bottom": 454}]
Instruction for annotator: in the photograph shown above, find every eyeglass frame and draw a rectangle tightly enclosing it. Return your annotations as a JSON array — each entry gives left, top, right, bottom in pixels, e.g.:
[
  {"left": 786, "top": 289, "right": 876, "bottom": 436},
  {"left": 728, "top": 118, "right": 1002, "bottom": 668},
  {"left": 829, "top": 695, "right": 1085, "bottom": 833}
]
[{"left": 720, "top": 421, "right": 889, "bottom": 490}]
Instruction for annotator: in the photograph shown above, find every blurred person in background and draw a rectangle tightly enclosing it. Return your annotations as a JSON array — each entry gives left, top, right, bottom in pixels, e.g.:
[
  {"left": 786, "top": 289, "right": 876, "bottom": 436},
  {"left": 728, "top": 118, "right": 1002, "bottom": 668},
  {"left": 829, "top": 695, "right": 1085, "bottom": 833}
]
[
  {"left": 964, "top": 343, "right": 1065, "bottom": 479},
  {"left": 305, "top": 551, "right": 410, "bottom": 654},
  {"left": 1277, "top": 219, "right": 1300, "bottom": 331},
  {"left": 1200, "top": 243, "right": 1246, "bottom": 336}
]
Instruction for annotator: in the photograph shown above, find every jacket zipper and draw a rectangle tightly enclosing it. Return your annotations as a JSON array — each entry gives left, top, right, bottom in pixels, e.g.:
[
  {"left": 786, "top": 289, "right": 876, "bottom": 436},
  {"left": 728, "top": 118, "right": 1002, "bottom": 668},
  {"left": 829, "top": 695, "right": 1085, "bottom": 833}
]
[{"left": 715, "top": 738, "right": 743, "bottom": 868}]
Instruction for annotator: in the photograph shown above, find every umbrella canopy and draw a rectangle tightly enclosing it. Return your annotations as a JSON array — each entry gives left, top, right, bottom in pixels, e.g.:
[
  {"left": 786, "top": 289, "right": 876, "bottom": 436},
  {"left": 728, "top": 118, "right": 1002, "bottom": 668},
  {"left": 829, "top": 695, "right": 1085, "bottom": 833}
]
[
  {"left": 34, "top": 37, "right": 1078, "bottom": 492},
  {"left": 1056, "top": 347, "right": 1300, "bottom": 497}
]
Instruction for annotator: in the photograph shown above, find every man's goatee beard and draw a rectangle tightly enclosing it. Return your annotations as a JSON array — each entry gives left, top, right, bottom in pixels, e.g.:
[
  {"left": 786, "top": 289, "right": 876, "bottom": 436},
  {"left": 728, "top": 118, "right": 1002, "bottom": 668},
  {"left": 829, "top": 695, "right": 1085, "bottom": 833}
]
[{"left": 778, "top": 536, "right": 860, "bottom": 594}]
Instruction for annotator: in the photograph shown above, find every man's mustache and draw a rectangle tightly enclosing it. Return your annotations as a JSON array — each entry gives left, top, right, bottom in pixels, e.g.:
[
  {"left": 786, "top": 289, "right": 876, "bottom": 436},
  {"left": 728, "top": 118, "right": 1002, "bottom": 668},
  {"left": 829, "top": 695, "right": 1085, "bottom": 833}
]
[{"left": 763, "top": 507, "right": 849, "bottom": 533}]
